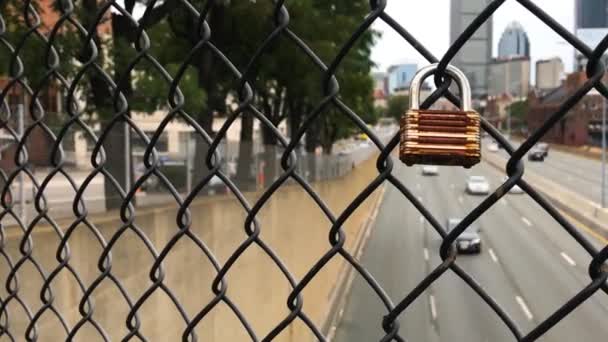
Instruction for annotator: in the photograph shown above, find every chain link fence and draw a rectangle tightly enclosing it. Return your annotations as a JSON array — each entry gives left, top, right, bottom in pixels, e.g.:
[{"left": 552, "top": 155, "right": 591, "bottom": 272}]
[{"left": 0, "top": 0, "right": 607, "bottom": 341}]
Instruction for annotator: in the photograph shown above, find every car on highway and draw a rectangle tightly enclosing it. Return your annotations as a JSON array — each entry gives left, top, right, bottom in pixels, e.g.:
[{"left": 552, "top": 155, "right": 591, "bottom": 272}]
[
  {"left": 466, "top": 175, "right": 490, "bottom": 195},
  {"left": 488, "top": 143, "right": 499, "bottom": 152},
  {"left": 421, "top": 165, "right": 439, "bottom": 176},
  {"left": 536, "top": 142, "right": 549, "bottom": 157},
  {"left": 528, "top": 149, "right": 545, "bottom": 162},
  {"left": 447, "top": 218, "right": 482, "bottom": 254},
  {"left": 502, "top": 176, "right": 524, "bottom": 194}
]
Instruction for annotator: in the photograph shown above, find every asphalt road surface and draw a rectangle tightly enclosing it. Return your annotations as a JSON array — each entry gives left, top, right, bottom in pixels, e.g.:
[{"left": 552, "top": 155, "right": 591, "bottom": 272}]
[
  {"left": 491, "top": 141, "right": 607, "bottom": 205},
  {"left": 334, "top": 159, "right": 608, "bottom": 342}
]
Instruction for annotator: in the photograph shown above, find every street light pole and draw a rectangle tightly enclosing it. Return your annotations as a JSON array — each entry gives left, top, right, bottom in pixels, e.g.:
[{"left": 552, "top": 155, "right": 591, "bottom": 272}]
[
  {"left": 17, "top": 104, "right": 26, "bottom": 222},
  {"left": 602, "top": 95, "right": 606, "bottom": 208},
  {"left": 507, "top": 105, "right": 512, "bottom": 140}
]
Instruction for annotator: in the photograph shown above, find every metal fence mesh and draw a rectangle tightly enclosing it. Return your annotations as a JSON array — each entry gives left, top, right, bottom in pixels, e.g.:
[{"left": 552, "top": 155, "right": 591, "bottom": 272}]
[{"left": 0, "top": 0, "right": 607, "bottom": 341}]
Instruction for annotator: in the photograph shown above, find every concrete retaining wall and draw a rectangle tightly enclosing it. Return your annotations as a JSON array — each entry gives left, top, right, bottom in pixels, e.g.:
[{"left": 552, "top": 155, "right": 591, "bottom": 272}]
[
  {"left": 0, "top": 157, "right": 385, "bottom": 341},
  {"left": 483, "top": 152, "right": 608, "bottom": 236}
]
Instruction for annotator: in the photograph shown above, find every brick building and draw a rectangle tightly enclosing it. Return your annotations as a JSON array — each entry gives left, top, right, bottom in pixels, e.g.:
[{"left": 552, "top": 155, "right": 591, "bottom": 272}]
[
  {"left": 0, "top": 1, "right": 112, "bottom": 170},
  {"left": 527, "top": 72, "right": 605, "bottom": 146}
]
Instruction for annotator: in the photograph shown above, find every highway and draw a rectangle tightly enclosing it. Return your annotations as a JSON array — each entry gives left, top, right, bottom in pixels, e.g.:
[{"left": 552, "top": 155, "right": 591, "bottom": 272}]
[
  {"left": 492, "top": 142, "right": 607, "bottom": 205},
  {"left": 334, "top": 159, "right": 608, "bottom": 342}
]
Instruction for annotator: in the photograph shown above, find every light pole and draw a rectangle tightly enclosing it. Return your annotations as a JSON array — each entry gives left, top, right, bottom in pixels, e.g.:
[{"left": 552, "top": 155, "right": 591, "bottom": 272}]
[
  {"left": 602, "top": 95, "right": 606, "bottom": 208},
  {"left": 17, "top": 104, "right": 25, "bottom": 222}
]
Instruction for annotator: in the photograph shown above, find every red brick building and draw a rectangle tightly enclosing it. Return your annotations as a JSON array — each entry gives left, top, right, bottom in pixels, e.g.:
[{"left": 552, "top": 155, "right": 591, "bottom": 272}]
[
  {"left": 527, "top": 72, "right": 605, "bottom": 146},
  {"left": 0, "top": 1, "right": 112, "bottom": 170}
]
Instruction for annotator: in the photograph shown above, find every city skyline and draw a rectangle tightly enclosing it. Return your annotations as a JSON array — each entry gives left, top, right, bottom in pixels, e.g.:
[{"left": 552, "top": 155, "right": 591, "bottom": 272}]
[{"left": 371, "top": 0, "right": 575, "bottom": 83}]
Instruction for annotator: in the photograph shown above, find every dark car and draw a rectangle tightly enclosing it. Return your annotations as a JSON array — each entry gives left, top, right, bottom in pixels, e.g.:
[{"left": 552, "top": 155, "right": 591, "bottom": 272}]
[
  {"left": 528, "top": 149, "right": 545, "bottom": 161},
  {"left": 536, "top": 142, "right": 549, "bottom": 157},
  {"left": 447, "top": 218, "right": 482, "bottom": 254}
]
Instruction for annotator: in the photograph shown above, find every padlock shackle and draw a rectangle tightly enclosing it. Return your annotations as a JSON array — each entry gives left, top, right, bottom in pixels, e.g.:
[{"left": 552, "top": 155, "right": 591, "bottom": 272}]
[{"left": 409, "top": 63, "right": 472, "bottom": 111}]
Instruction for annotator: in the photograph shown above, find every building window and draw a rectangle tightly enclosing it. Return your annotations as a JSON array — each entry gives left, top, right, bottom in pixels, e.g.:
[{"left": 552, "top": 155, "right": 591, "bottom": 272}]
[{"left": 132, "top": 131, "right": 169, "bottom": 153}]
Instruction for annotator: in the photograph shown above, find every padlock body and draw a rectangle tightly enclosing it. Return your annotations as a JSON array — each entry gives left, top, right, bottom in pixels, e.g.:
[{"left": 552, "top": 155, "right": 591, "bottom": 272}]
[{"left": 399, "top": 109, "right": 481, "bottom": 168}]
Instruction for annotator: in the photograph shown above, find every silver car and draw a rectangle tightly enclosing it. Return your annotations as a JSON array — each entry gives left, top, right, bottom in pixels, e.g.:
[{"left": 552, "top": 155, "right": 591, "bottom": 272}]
[
  {"left": 466, "top": 176, "right": 490, "bottom": 195},
  {"left": 422, "top": 165, "right": 439, "bottom": 176},
  {"left": 447, "top": 218, "right": 482, "bottom": 254}
]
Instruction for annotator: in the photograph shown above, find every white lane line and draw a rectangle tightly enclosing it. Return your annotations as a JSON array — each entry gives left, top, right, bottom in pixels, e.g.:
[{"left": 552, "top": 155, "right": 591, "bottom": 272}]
[
  {"left": 423, "top": 248, "right": 430, "bottom": 261},
  {"left": 560, "top": 252, "right": 577, "bottom": 267},
  {"left": 488, "top": 248, "right": 499, "bottom": 263},
  {"left": 429, "top": 295, "right": 438, "bottom": 321},
  {"left": 521, "top": 217, "right": 532, "bottom": 227},
  {"left": 417, "top": 196, "right": 422, "bottom": 202},
  {"left": 419, "top": 215, "right": 424, "bottom": 224},
  {"left": 458, "top": 196, "right": 463, "bottom": 204},
  {"left": 515, "top": 296, "right": 534, "bottom": 321}
]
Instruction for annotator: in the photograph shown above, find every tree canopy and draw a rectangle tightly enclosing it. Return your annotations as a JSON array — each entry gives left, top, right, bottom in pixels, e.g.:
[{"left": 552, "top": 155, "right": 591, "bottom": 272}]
[{"left": 386, "top": 95, "right": 409, "bottom": 122}]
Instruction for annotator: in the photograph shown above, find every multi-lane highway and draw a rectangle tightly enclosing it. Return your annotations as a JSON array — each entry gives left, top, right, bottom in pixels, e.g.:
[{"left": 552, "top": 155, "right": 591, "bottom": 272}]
[
  {"left": 493, "top": 142, "right": 607, "bottom": 205},
  {"left": 334, "top": 159, "right": 608, "bottom": 342}
]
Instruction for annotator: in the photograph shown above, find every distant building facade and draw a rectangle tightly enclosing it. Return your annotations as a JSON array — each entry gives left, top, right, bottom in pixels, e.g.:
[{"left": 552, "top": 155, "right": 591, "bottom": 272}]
[
  {"left": 528, "top": 72, "right": 605, "bottom": 146},
  {"left": 372, "top": 72, "right": 388, "bottom": 108},
  {"left": 386, "top": 64, "right": 417, "bottom": 95},
  {"left": 486, "top": 93, "right": 515, "bottom": 130},
  {"left": 535, "top": 58, "right": 564, "bottom": 91},
  {"left": 498, "top": 21, "right": 530, "bottom": 58},
  {"left": 574, "top": 0, "right": 608, "bottom": 70},
  {"left": 450, "top": 0, "right": 493, "bottom": 98},
  {"left": 488, "top": 56, "right": 530, "bottom": 98},
  {"left": 576, "top": 0, "right": 608, "bottom": 28}
]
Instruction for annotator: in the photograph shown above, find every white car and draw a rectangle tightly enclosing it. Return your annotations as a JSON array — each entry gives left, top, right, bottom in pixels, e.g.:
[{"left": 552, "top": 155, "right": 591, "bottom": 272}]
[
  {"left": 488, "top": 143, "right": 499, "bottom": 152},
  {"left": 466, "top": 176, "right": 490, "bottom": 195},
  {"left": 422, "top": 165, "right": 439, "bottom": 176},
  {"left": 502, "top": 176, "right": 524, "bottom": 194}
]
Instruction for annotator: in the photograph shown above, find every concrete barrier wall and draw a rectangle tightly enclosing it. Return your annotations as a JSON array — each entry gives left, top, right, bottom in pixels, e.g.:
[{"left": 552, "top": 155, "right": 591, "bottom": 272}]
[
  {"left": 0, "top": 156, "right": 384, "bottom": 341},
  {"left": 483, "top": 152, "right": 608, "bottom": 235}
]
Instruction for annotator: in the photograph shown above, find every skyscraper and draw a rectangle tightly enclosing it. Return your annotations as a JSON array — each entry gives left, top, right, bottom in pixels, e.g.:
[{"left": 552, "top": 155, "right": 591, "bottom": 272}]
[
  {"left": 575, "top": 0, "right": 608, "bottom": 70},
  {"left": 536, "top": 57, "right": 564, "bottom": 91},
  {"left": 576, "top": 0, "right": 608, "bottom": 28},
  {"left": 498, "top": 22, "right": 530, "bottom": 58},
  {"left": 450, "top": 0, "right": 493, "bottom": 98}
]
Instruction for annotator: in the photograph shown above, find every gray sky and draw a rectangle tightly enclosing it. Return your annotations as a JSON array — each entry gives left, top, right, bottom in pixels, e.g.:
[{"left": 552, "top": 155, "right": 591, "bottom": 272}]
[{"left": 371, "top": 0, "right": 576, "bottom": 76}]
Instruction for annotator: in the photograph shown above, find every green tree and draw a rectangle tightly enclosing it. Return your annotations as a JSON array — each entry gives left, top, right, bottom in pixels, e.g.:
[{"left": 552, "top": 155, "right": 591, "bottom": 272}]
[
  {"left": 508, "top": 99, "right": 529, "bottom": 133},
  {"left": 386, "top": 95, "right": 409, "bottom": 121},
  {"left": 1, "top": 0, "right": 181, "bottom": 209},
  {"left": 509, "top": 99, "right": 528, "bottom": 120}
]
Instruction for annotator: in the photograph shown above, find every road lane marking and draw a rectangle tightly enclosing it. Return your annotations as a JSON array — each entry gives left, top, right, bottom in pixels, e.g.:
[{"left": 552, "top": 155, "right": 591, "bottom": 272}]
[
  {"left": 429, "top": 295, "right": 437, "bottom": 321},
  {"left": 419, "top": 215, "right": 424, "bottom": 224},
  {"left": 488, "top": 248, "right": 498, "bottom": 263},
  {"left": 521, "top": 217, "right": 532, "bottom": 227},
  {"left": 560, "top": 252, "right": 577, "bottom": 267},
  {"left": 417, "top": 196, "right": 422, "bottom": 202},
  {"left": 458, "top": 196, "right": 463, "bottom": 204},
  {"left": 561, "top": 212, "right": 608, "bottom": 245},
  {"left": 515, "top": 296, "right": 534, "bottom": 321},
  {"left": 424, "top": 248, "right": 430, "bottom": 261}
]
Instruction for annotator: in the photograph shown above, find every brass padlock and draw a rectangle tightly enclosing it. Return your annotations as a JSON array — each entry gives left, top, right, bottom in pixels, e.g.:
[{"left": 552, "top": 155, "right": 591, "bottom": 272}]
[{"left": 399, "top": 63, "right": 481, "bottom": 168}]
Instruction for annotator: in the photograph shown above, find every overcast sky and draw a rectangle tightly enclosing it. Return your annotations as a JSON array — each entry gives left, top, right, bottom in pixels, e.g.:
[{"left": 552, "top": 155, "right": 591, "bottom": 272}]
[{"left": 371, "top": 0, "right": 576, "bottom": 76}]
